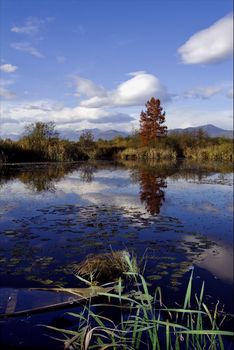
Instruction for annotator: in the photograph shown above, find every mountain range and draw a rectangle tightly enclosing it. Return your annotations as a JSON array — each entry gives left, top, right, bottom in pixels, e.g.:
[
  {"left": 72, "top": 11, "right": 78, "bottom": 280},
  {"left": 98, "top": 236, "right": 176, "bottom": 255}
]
[
  {"left": 60, "top": 124, "right": 233, "bottom": 141},
  {"left": 168, "top": 124, "right": 233, "bottom": 139},
  {"left": 60, "top": 128, "right": 128, "bottom": 141}
]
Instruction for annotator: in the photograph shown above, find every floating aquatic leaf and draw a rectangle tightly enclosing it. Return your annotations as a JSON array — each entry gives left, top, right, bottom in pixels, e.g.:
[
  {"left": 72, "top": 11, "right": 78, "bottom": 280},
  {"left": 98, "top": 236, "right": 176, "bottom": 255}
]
[
  {"left": 4, "top": 230, "right": 16, "bottom": 236},
  {"left": 147, "top": 275, "right": 162, "bottom": 281},
  {"left": 40, "top": 279, "right": 54, "bottom": 285}
]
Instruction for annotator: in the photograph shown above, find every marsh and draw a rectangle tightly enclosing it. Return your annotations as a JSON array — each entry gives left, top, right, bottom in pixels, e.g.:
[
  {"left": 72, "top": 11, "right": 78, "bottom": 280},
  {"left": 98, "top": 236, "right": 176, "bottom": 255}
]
[{"left": 0, "top": 160, "right": 233, "bottom": 349}]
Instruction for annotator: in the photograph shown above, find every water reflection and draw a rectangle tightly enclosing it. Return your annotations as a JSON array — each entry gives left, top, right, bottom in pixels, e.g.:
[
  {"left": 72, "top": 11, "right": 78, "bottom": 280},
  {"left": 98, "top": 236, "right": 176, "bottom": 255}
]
[
  {"left": 79, "top": 163, "right": 97, "bottom": 183},
  {"left": 139, "top": 171, "right": 167, "bottom": 215},
  {"left": 19, "top": 166, "right": 68, "bottom": 192},
  {"left": 0, "top": 160, "right": 232, "bottom": 193},
  {"left": 0, "top": 160, "right": 233, "bottom": 313},
  {"left": 0, "top": 163, "right": 77, "bottom": 192},
  {"left": 183, "top": 235, "right": 233, "bottom": 284}
]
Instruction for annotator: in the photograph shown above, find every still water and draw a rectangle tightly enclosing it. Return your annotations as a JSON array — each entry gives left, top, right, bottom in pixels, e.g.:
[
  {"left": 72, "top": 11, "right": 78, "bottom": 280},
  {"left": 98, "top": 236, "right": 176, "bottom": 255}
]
[{"left": 0, "top": 160, "right": 233, "bottom": 349}]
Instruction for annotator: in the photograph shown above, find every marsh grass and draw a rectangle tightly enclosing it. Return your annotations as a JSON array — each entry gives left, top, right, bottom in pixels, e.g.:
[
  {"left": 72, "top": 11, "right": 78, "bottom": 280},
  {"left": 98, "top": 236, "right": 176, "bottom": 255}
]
[
  {"left": 46, "top": 254, "right": 234, "bottom": 350},
  {"left": 119, "top": 147, "right": 177, "bottom": 160},
  {"left": 184, "top": 143, "right": 233, "bottom": 162}
]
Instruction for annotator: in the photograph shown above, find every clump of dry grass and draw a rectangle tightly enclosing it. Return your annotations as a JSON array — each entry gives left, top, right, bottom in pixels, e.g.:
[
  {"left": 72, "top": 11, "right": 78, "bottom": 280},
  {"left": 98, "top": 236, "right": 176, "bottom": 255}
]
[{"left": 72, "top": 250, "right": 137, "bottom": 283}]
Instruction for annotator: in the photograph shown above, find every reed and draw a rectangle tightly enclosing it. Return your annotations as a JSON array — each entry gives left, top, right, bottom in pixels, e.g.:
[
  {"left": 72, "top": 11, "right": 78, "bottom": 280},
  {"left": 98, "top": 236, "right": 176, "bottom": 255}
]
[
  {"left": 46, "top": 254, "right": 234, "bottom": 350},
  {"left": 119, "top": 147, "right": 177, "bottom": 160},
  {"left": 184, "top": 143, "right": 233, "bottom": 161}
]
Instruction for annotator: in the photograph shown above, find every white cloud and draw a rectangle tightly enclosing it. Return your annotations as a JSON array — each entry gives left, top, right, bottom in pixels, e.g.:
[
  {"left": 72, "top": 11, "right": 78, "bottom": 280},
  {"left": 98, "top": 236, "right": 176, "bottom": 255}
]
[
  {"left": 0, "top": 99, "right": 133, "bottom": 135},
  {"left": 74, "top": 76, "right": 106, "bottom": 98},
  {"left": 80, "top": 71, "right": 171, "bottom": 108},
  {"left": 0, "top": 78, "right": 15, "bottom": 86},
  {"left": 11, "top": 42, "right": 44, "bottom": 58},
  {"left": 183, "top": 83, "right": 233, "bottom": 100},
  {"left": 2, "top": 70, "right": 232, "bottom": 139},
  {"left": 114, "top": 72, "right": 169, "bottom": 105},
  {"left": 0, "top": 71, "right": 170, "bottom": 138},
  {"left": 0, "top": 76, "right": 16, "bottom": 100},
  {"left": 167, "top": 107, "right": 233, "bottom": 130},
  {"left": 0, "top": 87, "right": 16, "bottom": 100},
  {"left": 0, "top": 63, "right": 18, "bottom": 73},
  {"left": 1, "top": 98, "right": 232, "bottom": 138},
  {"left": 226, "top": 87, "right": 233, "bottom": 99},
  {"left": 178, "top": 13, "right": 233, "bottom": 64},
  {"left": 184, "top": 86, "right": 223, "bottom": 99},
  {"left": 11, "top": 16, "right": 52, "bottom": 35}
]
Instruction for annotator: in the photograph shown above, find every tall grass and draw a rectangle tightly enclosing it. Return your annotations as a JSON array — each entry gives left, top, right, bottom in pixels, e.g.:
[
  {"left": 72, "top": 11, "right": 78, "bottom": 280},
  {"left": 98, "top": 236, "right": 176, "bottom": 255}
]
[
  {"left": 119, "top": 147, "right": 177, "bottom": 160},
  {"left": 46, "top": 257, "right": 234, "bottom": 350},
  {"left": 184, "top": 143, "right": 233, "bottom": 161}
]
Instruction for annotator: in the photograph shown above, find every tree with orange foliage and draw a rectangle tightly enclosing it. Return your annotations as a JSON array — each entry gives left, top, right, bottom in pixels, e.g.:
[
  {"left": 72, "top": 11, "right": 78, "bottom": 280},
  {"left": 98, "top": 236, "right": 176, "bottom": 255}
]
[{"left": 139, "top": 98, "right": 167, "bottom": 146}]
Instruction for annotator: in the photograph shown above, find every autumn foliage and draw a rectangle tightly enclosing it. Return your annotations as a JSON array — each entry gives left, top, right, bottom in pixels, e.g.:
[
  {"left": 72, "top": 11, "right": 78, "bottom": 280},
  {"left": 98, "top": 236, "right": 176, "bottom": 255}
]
[{"left": 140, "top": 98, "right": 167, "bottom": 146}]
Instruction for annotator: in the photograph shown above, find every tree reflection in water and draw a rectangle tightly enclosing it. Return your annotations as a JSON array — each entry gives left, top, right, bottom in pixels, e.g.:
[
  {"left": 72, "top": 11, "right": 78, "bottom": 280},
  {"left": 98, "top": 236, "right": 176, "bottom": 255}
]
[
  {"left": 0, "top": 162, "right": 99, "bottom": 193},
  {"left": 139, "top": 171, "right": 167, "bottom": 215},
  {"left": 0, "top": 163, "right": 78, "bottom": 193},
  {"left": 19, "top": 167, "right": 64, "bottom": 192},
  {"left": 79, "top": 163, "right": 97, "bottom": 183}
]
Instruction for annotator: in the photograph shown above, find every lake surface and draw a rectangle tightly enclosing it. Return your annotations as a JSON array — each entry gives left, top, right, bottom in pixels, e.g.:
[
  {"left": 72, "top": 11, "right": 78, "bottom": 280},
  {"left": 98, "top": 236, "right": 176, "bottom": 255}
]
[{"left": 0, "top": 160, "right": 233, "bottom": 349}]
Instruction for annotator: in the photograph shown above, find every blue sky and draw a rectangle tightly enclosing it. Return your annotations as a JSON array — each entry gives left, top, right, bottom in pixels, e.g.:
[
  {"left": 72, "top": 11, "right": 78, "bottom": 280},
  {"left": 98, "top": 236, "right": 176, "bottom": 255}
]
[{"left": 0, "top": 0, "right": 233, "bottom": 139}]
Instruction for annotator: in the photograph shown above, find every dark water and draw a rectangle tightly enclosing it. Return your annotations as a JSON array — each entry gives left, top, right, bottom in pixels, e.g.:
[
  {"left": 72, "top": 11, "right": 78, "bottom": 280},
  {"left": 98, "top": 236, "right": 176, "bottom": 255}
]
[{"left": 0, "top": 160, "right": 233, "bottom": 349}]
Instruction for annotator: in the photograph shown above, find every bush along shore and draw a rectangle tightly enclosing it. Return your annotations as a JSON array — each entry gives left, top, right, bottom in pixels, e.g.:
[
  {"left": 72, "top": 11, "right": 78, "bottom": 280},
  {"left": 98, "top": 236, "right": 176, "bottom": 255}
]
[
  {"left": 45, "top": 252, "right": 234, "bottom": 350},
  {"left": 0, "top": 123, "right": 233, "bottom": 163}
]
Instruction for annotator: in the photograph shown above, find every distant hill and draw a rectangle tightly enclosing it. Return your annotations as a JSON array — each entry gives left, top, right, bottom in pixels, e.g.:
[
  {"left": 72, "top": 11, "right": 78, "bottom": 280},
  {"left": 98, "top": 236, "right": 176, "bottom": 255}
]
[
  {"left": 60, "top": 125, "right": 232, "bottom": 140},
  {"left": 60, "top": 128, "right": 128, "bottom": 141},
  {"left": 168, "top": 124, "right": 233, "bottom": 139},
  {"left": 7, "top": 124, "right": 232, "bottom": 141}
]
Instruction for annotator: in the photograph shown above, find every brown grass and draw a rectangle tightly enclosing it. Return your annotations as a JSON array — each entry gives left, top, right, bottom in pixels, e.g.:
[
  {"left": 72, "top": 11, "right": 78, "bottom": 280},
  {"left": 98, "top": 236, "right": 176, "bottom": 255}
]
[{"left": 72, "top": 250, "right": 132, "bottom": 283}]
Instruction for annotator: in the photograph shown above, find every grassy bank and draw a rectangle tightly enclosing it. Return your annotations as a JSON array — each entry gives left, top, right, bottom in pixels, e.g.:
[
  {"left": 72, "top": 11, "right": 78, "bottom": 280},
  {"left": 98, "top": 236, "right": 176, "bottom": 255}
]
[{"left": 0, "top": 131, "right": 233, "bottom": 163}]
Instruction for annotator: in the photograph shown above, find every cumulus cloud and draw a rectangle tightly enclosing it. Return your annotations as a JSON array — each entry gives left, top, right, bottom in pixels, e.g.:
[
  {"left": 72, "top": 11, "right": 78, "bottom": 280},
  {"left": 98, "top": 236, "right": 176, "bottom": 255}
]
[
  {"left": 0, "top": 100, "right": 133, "bottom": 129},
  {"left": 0, "top": 72, "right": 171, "bottom": 138},
  {"left": 0, "top": 63, "right": 18, "bottom": 73},
  {"left": 11, "top": 16, "right": 53, "bottom": 35},
  {"left": 11, "top": 42, "right": 44, "bottom": 58},
  {"left": 80, "top": 71, "right": 171, "bottom": 108},
  {"left": 178, "top": 13, "right": 233, "bottom": 64}
]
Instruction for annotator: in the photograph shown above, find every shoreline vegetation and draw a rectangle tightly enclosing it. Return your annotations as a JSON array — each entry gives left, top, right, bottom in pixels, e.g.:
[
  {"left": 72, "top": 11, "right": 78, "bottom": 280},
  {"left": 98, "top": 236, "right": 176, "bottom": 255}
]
[{"left": 0, "top": 123, "right": 233, "bottom": 164}]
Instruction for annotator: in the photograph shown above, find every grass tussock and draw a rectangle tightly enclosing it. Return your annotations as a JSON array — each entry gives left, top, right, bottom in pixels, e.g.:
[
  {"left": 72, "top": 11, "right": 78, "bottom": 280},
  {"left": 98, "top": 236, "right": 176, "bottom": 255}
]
[
  {"left": 72, "top": 250, "right": 138, "bottom": 284},
  {"left": 47, "top": 253, "right": 234, "bottom": 350}
]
